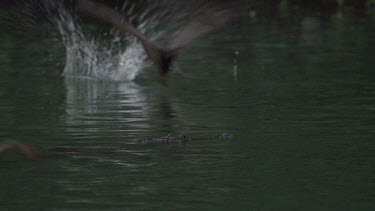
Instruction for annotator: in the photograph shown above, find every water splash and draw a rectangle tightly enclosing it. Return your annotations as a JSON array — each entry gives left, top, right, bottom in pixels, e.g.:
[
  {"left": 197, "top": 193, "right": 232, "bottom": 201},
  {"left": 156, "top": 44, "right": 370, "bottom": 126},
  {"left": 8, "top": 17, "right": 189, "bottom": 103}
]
[
  {"left": 1, "top": 0, "right": 221, "bottom": 81},
  {"left": 46, "top": 0, "right": 220, "bottom": 81},
  {"left": 7, "top": 0, "right": 182, "bottom": 81},
  {"left": 52, "top": 1, "right": 150, "bottom": 81}
]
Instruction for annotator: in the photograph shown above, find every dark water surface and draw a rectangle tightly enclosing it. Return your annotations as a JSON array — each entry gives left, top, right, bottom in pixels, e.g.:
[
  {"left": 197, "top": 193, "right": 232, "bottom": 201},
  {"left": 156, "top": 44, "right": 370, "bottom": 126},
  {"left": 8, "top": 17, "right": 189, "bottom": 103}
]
[{"left": 1, "top": 12, "right": 375, "bottom": 210}]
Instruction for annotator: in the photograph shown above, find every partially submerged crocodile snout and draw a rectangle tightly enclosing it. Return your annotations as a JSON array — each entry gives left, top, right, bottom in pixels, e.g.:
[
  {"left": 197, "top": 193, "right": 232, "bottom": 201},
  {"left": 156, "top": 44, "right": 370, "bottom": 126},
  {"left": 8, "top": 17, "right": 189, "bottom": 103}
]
[
  {"left": 141, "top": 134, "right": 190, "bottom": 145},
  {"left": 1, "top": 133, "right": 234, "bottom": 159},
  {"left": 140, "top": 132, "right": 234, "bottom": 145}
]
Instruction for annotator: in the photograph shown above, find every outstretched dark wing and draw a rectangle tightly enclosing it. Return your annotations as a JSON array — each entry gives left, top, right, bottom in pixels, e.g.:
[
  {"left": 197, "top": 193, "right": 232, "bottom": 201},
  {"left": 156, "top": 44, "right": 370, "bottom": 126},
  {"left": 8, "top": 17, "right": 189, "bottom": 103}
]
[
  {"left": 77, "top": 0, "right": 146, "bottom": 43},
  {"left": 168, "top": 10, "right": 234, "bottom": 51},
  {"left": 77, "top": 0, "right": 172, "bottom": 75},
  {"left": 77, "top": 0, "right": 233, "bottom": 76}
]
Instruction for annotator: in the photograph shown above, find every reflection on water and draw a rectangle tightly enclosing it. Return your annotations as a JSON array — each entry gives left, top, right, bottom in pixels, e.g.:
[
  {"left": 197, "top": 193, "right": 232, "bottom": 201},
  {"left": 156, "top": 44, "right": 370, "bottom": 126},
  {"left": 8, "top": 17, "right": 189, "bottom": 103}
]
[{"left": 64, "top": 78, "right": 152, "bottom": 138}]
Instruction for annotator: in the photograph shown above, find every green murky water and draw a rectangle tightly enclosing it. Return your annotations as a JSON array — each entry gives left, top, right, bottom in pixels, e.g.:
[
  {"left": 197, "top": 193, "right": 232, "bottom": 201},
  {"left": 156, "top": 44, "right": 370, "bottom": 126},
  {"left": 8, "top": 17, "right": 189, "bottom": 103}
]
[{"left": 1, "top": 10, "right": 375, "bottom": 210}]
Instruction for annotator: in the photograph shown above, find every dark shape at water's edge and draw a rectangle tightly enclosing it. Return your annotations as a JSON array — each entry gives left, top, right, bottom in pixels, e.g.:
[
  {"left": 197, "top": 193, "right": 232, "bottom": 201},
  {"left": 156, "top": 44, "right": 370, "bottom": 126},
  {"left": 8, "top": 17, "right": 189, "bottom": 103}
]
[{"left": 0, "top": 133, "right": 234, "bottom": 160}]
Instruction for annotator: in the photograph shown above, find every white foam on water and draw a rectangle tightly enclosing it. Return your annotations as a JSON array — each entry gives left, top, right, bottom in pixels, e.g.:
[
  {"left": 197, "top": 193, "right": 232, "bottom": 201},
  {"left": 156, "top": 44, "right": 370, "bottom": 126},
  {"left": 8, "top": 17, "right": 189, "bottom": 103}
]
[{"left": 51, "top": 2, "right": 149, "bottom": 81}]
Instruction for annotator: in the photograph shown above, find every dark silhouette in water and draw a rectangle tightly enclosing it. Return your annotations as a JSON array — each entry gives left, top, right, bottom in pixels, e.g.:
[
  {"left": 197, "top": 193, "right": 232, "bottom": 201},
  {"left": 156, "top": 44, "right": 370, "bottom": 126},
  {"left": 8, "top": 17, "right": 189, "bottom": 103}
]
[
  {"left": 77, "top": 0, "right": 233, "bottom": 76},
  {"left": 0, "top": 133, "right": 233, "bottom": 160}
]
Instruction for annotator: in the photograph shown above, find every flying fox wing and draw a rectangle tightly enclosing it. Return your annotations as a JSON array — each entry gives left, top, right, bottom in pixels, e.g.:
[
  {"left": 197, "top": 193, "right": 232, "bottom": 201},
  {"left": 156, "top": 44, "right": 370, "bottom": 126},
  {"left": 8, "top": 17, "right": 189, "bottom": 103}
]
[
  {"left": 168, "top": 10, "right": 234, "bottom": 51},
  {"left": 77, "top": 0, "right": 174, "bottom": 75},
  {"left": 77, "top": 0, "right": 233, "bottom": 76}
]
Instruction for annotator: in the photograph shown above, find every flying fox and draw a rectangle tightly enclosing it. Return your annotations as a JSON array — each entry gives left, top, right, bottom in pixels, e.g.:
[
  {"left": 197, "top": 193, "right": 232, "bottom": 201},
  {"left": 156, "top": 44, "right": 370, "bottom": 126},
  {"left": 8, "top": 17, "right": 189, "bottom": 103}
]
[{"left": 77, "top": 0, "right": 233, "bottom": 76}]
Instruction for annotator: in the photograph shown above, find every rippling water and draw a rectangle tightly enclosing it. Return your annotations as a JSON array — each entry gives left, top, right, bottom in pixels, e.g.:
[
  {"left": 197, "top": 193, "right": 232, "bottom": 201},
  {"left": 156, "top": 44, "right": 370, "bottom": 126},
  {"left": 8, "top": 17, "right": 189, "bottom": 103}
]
[{"left": 1, "top": 3, "right": 375, "bottom": 210}]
